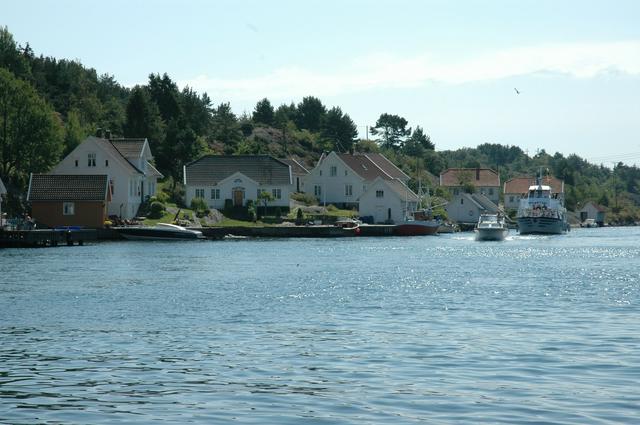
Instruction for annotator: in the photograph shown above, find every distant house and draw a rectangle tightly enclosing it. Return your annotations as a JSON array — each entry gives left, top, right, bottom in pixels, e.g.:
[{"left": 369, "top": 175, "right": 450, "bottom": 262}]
[
  {"left": 445, "top": 192, "right": 500, "bottom": 224},
  {"left": 183, "top": 155, "right": 293, "bottom": 210},
  {"left": 51, "top": 136, "right": 163, "bottom": 219},
  {"left": 359, "top": 176, "right": 419, "bottom": 224},
  {"left": 504, "top": 176, "right": 565, "bottom": 211},
  {"left": 439, "top": 168, "right": 501, "bottom": 205},
  {"left": 579, "top": 202, "right": 606, "bottom": 226},
  {"left": 305, "top": 151, "right": 410, "bottom": 209},
  {"left": 27, "top": 174, "right": 111, "bottom": 228},
  {"left": 280, "top": 158, "right": 310, "bottom": 193}
]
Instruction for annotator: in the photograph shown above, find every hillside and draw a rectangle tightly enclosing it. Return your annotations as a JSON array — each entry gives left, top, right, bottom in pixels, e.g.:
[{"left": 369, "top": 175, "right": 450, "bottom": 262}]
[{"left": 1, "top": 27, "right": 639, "bottom": 223}]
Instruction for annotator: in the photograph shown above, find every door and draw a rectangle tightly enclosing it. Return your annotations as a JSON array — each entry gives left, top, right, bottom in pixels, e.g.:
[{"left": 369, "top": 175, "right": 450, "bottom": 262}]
[{"left": 233, "top": 188, "right": 244, "bottom": 207}]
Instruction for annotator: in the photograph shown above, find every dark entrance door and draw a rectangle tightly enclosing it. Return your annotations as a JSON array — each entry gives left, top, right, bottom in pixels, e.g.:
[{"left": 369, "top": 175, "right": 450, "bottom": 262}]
[{"left": 233, "top": 189, "right": 244, "bottom": 207}]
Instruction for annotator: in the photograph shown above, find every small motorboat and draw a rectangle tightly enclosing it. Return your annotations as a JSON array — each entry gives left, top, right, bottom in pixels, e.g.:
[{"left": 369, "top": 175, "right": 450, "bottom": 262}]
[
  {"left": 475, "top": 213, "right": 508, "bottom": 241},
  {"left": 115, "top": 223, "right": 205, "bottom": 240}
]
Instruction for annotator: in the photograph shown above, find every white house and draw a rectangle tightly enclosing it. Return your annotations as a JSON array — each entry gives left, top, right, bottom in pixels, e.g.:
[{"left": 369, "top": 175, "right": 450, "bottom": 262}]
[
  {"left": 280, "top": 158, "right": 310, "bottom": 193},
  {"left": 183, "top": 155, "right": 293, "bottom": 210},
  {"left": 358, "top": 176, "right": 419, "bottom": 224},
  {"left": 504, "top": 176, "right": 564, "bottom": 211},
  {"left": 305, "top": 152, "right": 410, "bottom": 209},
  {"left": 51, "top": 136, "right": 163, "bottom": 219},
  {"left": 439, "top": 168, "right": 501, "bottom": 205},
  {"left": 445, "top": 192, "right": 500, "bottom": 224}
]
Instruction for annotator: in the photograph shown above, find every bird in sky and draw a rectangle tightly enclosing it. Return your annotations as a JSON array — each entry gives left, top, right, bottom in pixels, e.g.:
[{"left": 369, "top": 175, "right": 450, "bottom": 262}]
[{"left": 514, "top": 88, "right": 520, "bottom": 94}]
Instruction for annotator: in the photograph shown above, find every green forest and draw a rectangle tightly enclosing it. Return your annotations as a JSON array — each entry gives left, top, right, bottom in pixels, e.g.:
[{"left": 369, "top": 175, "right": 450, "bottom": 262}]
[{"left": 1, "top": 27, "right": 639, "bottom": 223}]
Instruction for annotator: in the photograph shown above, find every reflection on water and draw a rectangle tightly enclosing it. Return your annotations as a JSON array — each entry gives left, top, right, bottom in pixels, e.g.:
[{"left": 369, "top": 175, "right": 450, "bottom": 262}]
[{"left": 1, "top": 227, "right": 640, "bottom": 424}]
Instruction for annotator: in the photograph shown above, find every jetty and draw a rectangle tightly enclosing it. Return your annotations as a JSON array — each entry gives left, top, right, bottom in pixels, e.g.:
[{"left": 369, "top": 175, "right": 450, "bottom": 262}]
[{"left": 0, "top": 229, "right": 97, "bottom": 248}]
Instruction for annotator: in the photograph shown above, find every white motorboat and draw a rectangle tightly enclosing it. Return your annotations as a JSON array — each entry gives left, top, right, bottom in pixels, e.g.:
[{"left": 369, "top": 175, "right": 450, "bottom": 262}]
[
  {"left": 115, "top": 223, "right": 205, "bottom": 240},
  {"left": 475, "top": 213, "right": 508, "bottom": 241}
]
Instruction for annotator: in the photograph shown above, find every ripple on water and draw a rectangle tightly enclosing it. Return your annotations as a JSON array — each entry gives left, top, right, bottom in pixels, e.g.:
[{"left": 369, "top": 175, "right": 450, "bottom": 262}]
[{"left": 1, "top": 229, "right": 640, "bottom": 423}]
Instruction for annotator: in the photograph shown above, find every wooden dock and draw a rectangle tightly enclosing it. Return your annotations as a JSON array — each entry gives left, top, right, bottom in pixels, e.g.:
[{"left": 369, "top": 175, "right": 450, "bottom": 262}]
[{"left": 0, "top": 229, "right": 97, "bottom": 248}]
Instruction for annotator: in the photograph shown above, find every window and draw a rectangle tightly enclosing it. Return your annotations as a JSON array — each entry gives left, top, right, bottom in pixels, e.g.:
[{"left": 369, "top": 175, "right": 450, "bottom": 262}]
[
  {"left": 376, "top": 190, "right": 384, "bottom": 198},
  {"left": 319, "top": 170, "right": 323, "bottom": 176},
  {"left": 63, "top": 202, "right": 75, "bottom": 215},
  {"left": 110, "top": 179, "right": 115, "bottom": 195},
  {"left": 211, "top": 189, "right": 220, "bottom": 199},
  {"left": 330, "top": 166, "right": 337, "bottom": 176},
  {"left": 257, "top": 189, "right": 262, "bottom": 198},
  {"left": 272, "top": 188, "right": 282, "bottom": 199},
  {"left": 195, "top": 188, "right": 205, "bottom": 198},
  {"left": 314, "top": 185, "right": 322, "bottom": 197},
  {"left": 345, "top": 184, "right": 353, "bottom": 196},
  {"left": 74, "top": 159, "right": 78, "bottom": 167},
  {"left": 345, "top": 170, "right": 348, "bottom": 176},
  {"left": 460, "top": 198, "right": 464, "bottom": 205},
  {"left": 88, "top": 153, "right": 96, "bottom": 167},
  {"left": 509, "top": 196, "right": 514, "bottom": 202},
  {"left": 453, "top": 188, "right": 460, "bottom": 195},
  {"left": 489, "top": 188, "right": 494, "bottom": 196},
  {"left": 105, "top": 159, "right": 109, "bottom": 167}
]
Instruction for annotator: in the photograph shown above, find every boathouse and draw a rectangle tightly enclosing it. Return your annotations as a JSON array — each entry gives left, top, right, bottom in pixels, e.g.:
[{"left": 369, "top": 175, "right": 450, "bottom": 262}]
[
  {"left": 27, "top": 174, "right": 112, "bottom": 229},
  {"left": 579, "top": 201, "right": 606, "bottom": 226}
]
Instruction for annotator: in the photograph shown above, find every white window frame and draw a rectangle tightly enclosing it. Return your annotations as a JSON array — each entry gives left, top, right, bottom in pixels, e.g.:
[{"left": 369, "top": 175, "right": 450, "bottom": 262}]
[
  {"left": 314, "top": 185, "right": 322, "bottom": 197},
  {"left": 376, "top": 190, "right": 384, "bottom": 198},
  {"left": 88, "top": 153, "right": 96, "bottom": 167},
  {"left": 330, "top": 166, "right": 337, "bottom": 177},
  {"left": 63, "top": 202, "right": 75, "bottom": 215},
  {"left": 345, "top": 184, "right": 353, "bottom": 197},
  {"left": 195, "top": 188, "right": 205, "bottom": 198},
  {"left": 272, "top": 188, "right": 282, "bottom": 199},
  {"left": 211, "top": 188, "right": 220, "bottom": 200}
]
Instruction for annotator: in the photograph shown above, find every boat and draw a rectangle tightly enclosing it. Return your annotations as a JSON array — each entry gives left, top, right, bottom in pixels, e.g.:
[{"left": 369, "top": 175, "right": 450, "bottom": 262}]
[
  {"left": 438, "top": 222, "right": 459, "bottom": 233},
  {"left": 475, "top": 213, "right": 508, "bottom": 241},
  {"left": 395, "top": 209, "right": 440, "bottom": 236},
  {"left": 580, "top": 218, "right": 598, "bottom": 228},
  {"left": 115, "top": 223, "right": 205, "bottom": 240},
  {"left": 517, "top": 172, "right": 569, "bottom": 235}
]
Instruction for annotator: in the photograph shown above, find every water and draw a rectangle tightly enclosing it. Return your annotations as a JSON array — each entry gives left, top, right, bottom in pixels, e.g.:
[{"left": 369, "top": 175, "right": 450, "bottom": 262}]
[{"left": 1, "top": 227, "right": 639, "bottom": 424}]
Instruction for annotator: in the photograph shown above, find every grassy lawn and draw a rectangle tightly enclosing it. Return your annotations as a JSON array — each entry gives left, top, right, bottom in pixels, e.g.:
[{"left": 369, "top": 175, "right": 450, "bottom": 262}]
[
  {"left": 287, "top": 206, "right": 358, "bottom": 220},
  {"left": 214, "top": 218, "right": 269, "bottom": 227}
]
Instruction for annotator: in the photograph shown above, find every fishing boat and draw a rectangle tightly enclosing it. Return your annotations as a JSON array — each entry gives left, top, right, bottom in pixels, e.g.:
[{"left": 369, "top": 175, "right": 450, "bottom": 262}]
[
  {"left": 394, "top": 177, "right": 441, "bottom": 236},
  {"left": 475, "top": 213, "right": 508, "bottom": 241},
  {"left": 517, "top": 172, "right": 568, "bottom": 235},
  {"left": 115, "top": 223, "right": 205, "bottom": 240}
]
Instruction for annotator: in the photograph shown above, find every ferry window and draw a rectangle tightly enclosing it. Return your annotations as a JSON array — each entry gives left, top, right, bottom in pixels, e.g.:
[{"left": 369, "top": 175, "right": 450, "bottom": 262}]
[
  {"left": 330, "top": 166, "right": 337, "bottom": 176},
  {"left": 376, "top": 190, "right": 384, "bottom": 198},
  {"left": 63, "top": 202, "right": 75, "bottom": 215}
]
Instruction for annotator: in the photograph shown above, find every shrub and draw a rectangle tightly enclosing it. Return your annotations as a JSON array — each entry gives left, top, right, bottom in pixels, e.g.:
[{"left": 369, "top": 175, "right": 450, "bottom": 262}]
[
  {"left": 291, "top": 192, "right": 317, "bottom": 206},
  {"left": 190, "top": 197, "right": 208, "bottom": 212},
  {"left": 326, "top": 204, "right": 338, "bottom": 212},
  {"left": 149, "top": 201, "right": 166, "bottom": 219}
]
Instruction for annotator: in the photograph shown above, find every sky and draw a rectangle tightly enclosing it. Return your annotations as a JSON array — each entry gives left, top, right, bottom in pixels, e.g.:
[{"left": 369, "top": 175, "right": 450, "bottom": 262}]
[{"left": 3, "top": 0, "right": 640, "bottom": 164}]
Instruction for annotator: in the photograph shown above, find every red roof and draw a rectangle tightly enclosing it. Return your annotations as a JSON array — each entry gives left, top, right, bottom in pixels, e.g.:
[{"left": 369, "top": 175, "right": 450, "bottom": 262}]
[
  {"left": 504, "top": 176, "right": 564, "bottom": 194},
  {"left": 440, "top": 168, "right": 500, "bottom": 187}
]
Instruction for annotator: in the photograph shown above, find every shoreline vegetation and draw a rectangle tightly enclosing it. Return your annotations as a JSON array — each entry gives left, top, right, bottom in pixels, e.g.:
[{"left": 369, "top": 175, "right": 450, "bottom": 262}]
[{"left": 1, "top": 27, "right": 639, "bottom": 225}]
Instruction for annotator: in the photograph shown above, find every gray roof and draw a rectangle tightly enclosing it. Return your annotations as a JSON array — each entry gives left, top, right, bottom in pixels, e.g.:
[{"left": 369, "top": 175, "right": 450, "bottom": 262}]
[
  {"left": 335, "top": 153, "right": 408, "bottom": 182},
  {"left": 185, "top": 155, "right": 292, "bottom": 186},
  {"left": 28, "top": 174, "right": 110, "bottom": 201},
  {"left": 109, "top": 138, "right": 147, "bottom": 158},
  {"left": 383, "top": 178, "right": 419, "bottom": 202},
  {"left": 280, "top": 158, "right": 310, "bottom": 176}
]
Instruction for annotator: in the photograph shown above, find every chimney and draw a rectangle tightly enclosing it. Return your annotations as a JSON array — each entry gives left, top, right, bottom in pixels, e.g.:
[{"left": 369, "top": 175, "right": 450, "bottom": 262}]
[
  {"left": 105, "top": 130, "right": 111, "bottom": 139},
  {"left": 476, "top": 168, "right": 480, "bottom": 180},
  {"left": 96, "top": 128, "right": 103, "bottom": 138}
]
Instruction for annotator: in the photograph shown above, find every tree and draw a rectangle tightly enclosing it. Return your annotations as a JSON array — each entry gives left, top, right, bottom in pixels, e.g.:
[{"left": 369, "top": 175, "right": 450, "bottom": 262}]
[
  {"left": 257, "top": 190, "right": 274, "bottom": 218},
  {"left": 370, "top": 113, "right": 411, "bottom": 150},
  {"left": 147, "top": 73, "right": 181, "bottom": 123},
  {"left": 0, "top": 26, "right": 32, "bottom": 80},
  {"left": 320, "top": 107, "right": 358, "bottom": 152},
  {"left": 158, "top": 118, "right": 204, "bottom": 189},
  {"left": 0, "top": 68, "right": 64, "bottom": 192},
  {"left": 409, "top": 126, "right": 434, "bottom": 150},
  {"left": 252, "top": 98, "right": 274, "bottom": 126},
  {"left": 211, "top": 102, "right": 242, "bottom": 154},
  {"left": 123, "top": 85, "right": 164, "bottom": 146},
  {"left": 296, "top": 96, "right": 326, "bottom": 132}
]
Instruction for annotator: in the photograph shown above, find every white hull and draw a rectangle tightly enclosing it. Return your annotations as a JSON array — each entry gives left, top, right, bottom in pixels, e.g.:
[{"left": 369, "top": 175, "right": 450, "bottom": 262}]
[{"left": 475, "top": 227, "right": 508, "bottom": 241}]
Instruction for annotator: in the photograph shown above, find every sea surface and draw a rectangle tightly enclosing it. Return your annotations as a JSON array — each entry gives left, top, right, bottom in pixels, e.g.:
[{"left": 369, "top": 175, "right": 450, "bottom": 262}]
[{"left": 1, "top": 227, "right": 639, "bottom": 424}]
